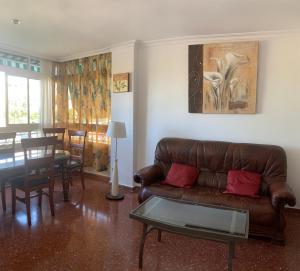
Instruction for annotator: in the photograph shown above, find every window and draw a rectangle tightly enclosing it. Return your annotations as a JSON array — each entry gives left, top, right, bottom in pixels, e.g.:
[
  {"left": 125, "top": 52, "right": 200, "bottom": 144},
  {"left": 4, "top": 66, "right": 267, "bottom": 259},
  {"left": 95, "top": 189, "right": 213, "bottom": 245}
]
[
  {"left": 0, "top": 73, "right": 42, "bottom": 135},
  {"left": 8, "top": 75, "right": 28, "bottom": 124},
  {"left": 30, "top": 58, "right": 41, "bottom": 73},
  {"left": 0, "top": 72, "right": 5, "bottom": 127},
  {"left": 0, "top": 51, "right": 40, "bottom": 73},
  {"left": 6, "top": 76, "right": 41, "bottom": 125},
  {"left": 0, "top": 50, "right": 45, "bottom": 147},
  {"left": 29, "top": 79, "right": 41, "bottom": 124}
]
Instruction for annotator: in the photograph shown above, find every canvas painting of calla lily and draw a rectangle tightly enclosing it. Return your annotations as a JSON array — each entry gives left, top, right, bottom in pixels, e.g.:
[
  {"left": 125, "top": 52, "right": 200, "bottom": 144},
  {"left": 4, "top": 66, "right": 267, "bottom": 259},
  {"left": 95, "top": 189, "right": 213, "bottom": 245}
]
[{"left": 189, "top": 41, "right": 258, "bottom": 113}]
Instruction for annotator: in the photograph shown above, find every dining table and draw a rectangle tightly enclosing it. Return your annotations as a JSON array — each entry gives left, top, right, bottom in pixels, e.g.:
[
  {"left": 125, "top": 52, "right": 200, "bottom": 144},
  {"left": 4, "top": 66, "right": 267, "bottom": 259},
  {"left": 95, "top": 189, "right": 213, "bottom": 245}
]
[{"left": 0, "top": 150, "right": 71, "bottom": 201}]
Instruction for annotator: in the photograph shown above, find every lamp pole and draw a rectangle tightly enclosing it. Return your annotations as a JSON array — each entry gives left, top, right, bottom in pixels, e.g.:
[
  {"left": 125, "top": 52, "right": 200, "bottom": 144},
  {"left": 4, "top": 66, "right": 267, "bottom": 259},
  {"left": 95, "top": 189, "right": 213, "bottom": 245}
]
[
  {"left": 106, "top": 125, "right": 125, "bottom": 200},
  {"left": 115, "top": 137, "right": 118, "bottom": 161}
]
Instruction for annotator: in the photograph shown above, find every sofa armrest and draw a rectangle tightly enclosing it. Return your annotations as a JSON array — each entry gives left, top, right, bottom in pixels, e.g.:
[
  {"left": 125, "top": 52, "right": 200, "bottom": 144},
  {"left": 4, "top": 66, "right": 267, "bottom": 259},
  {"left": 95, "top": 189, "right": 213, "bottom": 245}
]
[
  {"left": 269, "top": 182, "right": 296, "bottom": 208},
  {"left": 134, "top": 165, "right": 164, "bottom": 187}
]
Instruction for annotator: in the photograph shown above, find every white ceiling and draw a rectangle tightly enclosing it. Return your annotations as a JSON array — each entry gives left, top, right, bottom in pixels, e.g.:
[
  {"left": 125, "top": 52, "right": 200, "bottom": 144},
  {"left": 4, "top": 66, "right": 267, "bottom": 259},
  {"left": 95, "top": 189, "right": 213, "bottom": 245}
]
[{"left": 0, "top": 0, "right": 300, "bottom": 61}]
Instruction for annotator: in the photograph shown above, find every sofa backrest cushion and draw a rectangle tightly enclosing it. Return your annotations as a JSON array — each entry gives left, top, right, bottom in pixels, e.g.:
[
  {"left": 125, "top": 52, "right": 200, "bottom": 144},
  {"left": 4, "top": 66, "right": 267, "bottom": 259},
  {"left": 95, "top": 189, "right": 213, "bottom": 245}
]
[
  {"left": 154, "top": 138, "right": 287, "bottom": 195},
  {"left": 162, "top": 163, "right": 199, "bottom": 188},
  {"left": 224, "top": 170, "right": 262, "bottom": 197}
]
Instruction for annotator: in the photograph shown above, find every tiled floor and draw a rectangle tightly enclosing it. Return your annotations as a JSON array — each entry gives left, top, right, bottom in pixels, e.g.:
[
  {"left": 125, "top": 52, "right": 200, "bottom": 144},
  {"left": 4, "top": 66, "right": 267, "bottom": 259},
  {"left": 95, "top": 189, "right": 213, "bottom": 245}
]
[{"left": 0, "top": 176, "right": 299, "bottom": 271}]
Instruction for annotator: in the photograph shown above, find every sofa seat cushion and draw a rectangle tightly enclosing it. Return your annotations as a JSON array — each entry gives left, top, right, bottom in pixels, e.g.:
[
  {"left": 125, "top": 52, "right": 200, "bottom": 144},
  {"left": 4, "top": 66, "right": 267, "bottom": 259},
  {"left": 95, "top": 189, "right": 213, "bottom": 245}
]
[
  {"left": 184, "top": 187, "right": 276, "bottom": 227},
  {"left": 140, "top": 183, "right": 185, "bottom": 202},
  {"left": 140, "top": 185, "right": 277, "bottom": 226}
]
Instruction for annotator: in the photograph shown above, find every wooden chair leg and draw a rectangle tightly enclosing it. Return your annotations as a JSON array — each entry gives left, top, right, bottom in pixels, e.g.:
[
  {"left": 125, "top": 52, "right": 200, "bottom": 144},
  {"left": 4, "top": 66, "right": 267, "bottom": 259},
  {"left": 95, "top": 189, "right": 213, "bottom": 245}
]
[
  {"left": 25, "top": 191, "right": 31, "bottom": 226},
  {"left": 49, "top": 183, "right": 55, "bottom": 217},
  {"left": 69, "top": 170, "right": 73, "bottom": 186},
  {"left": 62, "top": 173, "right": 69, "bottom": 202},
  {"left": 1, "top": 182, "right": 6, "bottom": 212},
  {"left": 80, "top": 167, "right": 85, "bottom": 190},
  {"left": 11, "top": 186, "right": 16, "bottom": 215},
  {"left": 38, "top": 189, "right": 42, "bottom": 207},
  {"left": 61, "top": 165, "right": 65, "bottom": 181}
]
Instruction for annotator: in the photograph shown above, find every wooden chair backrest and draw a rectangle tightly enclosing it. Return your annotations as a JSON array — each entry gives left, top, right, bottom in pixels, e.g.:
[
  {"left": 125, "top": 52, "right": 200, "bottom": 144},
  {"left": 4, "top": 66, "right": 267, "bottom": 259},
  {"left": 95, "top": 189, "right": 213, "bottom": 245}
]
[
  {"left": 68, "top": 130, "right": 87, "bottom": 163},
  {"left": 0, "top": 132, "right": 16, "bottom": 156},
  {"left": 21, "top": 136, "right": 57, "bottom": 187},
  {"left": 43, "top": 128, "right": 66, "bottom": 150}
]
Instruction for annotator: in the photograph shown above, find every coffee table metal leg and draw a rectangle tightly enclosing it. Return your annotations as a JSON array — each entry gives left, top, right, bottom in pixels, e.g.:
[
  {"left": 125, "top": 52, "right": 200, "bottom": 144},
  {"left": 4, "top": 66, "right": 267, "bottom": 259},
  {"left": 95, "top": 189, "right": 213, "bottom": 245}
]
[
  {"left": 157, "top": 230, "right": 162, "bottom": 242},
  {"left": 228, "top": 241, "right": 235, "bottom": 271},
  {"left": 232, "top": 241, "right": 235, "bottom": 258},
  {"left": 139, "top": 224, "right": 148, "bottom": 270}
]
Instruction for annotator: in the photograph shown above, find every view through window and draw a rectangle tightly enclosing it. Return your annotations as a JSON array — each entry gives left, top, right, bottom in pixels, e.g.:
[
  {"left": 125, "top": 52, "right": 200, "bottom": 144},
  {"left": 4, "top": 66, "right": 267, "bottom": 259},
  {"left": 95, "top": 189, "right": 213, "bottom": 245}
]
[
  {"left": 6, "top": 76, "right": 41, "bottom": 126},
  {"left": 8, "top": 75, "right": 28, "bottom": 124},
  {"left": 0, "top": 72, "right": 42, "bottom": 142},
  {"left": 29, "top": 79, "right": 41, "bottom": 124}
]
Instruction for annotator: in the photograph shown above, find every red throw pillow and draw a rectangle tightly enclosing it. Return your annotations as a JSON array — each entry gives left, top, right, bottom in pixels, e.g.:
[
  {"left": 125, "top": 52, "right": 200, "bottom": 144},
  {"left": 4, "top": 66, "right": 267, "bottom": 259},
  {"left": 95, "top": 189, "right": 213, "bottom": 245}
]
[
  {"left": 162, "top": 163, "right": 199, "bottom": 188},
  {"left": 224, "top": 170, "right": 261, "bottom": 197}
]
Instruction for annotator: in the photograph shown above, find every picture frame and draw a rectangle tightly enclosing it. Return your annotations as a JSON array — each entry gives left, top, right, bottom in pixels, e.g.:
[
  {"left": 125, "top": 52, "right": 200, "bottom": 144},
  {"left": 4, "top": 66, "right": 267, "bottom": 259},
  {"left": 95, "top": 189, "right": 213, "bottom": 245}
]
[
  {"left": 113, "top": 73, "right": 129, "bottom": 93},
  {"left": 188, "top": 41, "right": 258, "bottom": 114}
]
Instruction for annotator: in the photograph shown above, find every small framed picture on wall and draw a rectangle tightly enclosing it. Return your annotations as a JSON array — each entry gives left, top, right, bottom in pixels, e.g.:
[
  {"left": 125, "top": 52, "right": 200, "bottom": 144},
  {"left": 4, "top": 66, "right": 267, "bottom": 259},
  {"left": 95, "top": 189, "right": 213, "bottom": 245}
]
[{"left": 113, "top": 73, "right": 129, "bottom": 93}]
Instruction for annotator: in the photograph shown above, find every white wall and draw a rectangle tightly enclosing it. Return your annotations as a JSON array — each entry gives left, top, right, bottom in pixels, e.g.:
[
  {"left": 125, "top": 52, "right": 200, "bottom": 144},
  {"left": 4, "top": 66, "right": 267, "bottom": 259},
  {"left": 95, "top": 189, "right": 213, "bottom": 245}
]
[
  {"left": 136, "top": 34, "right": 300, "bottom": 207},
  {"left": 111, "top": 43, "right": 136, "bottom": 187}
]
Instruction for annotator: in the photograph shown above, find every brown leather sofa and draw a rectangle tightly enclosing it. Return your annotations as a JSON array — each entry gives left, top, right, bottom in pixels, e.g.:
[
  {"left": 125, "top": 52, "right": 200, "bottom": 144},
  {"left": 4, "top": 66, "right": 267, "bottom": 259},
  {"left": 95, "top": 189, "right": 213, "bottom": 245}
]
[{"left": 134, "top": 138, "right": 296, "bottom": 244}]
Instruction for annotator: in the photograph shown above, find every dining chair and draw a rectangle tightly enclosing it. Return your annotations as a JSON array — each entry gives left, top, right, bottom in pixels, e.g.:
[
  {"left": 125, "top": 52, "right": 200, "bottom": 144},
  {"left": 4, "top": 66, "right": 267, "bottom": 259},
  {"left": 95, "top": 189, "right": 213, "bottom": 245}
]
[
  {"left": 43, "top": 128, "right": 66, "bottom": 150},
  {"left": 0, "top": 132, "right": 16, "bottom": 212},
  {"left": 43, "top": 127, "right": 66, "bottom": 180},
  {"left": 66, "top": 130, "right": 87, "bottom": 190},
  {"left": 11, "top": 136, "right": 57, "bottom": 226}
]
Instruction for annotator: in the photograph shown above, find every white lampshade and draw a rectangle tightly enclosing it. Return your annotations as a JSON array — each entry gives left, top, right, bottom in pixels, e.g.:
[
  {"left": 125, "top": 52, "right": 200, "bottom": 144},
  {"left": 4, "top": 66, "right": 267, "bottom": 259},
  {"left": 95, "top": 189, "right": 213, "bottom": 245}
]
[{"left": 106, "top": 121, "right": 126, "bottom": 138}]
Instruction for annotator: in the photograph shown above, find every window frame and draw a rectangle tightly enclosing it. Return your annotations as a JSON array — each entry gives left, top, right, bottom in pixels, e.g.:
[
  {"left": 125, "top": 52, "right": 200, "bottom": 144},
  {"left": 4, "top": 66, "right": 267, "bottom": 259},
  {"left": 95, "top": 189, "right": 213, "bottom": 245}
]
[{"left": 0, "top": 61, "right": 43, "bottom": 137}]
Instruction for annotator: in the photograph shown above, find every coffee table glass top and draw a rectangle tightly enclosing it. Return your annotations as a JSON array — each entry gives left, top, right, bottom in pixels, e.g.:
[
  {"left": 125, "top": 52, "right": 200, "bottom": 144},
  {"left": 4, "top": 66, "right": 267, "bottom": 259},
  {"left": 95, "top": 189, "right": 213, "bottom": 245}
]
[{"left": 131, "top": 196, "right": 249, "bottom": 238}]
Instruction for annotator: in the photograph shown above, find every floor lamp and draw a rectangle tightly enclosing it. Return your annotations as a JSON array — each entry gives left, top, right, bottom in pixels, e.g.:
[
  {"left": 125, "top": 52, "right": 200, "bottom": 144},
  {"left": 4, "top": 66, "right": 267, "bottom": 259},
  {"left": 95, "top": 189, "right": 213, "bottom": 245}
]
[{"left": 106, "top": 121, "right": 126, "bottom": 200}]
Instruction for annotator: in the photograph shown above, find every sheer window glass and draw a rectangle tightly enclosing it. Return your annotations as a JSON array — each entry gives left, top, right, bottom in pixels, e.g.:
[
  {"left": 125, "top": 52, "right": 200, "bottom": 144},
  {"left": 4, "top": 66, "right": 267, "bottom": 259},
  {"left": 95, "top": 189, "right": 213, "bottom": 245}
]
[{"left": 29, "top": 79, "right": 41, "bottom": 124}]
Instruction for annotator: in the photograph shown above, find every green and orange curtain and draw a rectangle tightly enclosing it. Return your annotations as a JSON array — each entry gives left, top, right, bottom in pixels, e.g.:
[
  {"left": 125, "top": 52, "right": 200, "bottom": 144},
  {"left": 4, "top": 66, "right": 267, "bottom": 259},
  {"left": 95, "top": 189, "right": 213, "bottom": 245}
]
[{"left": 52, "top": 53, "right": 111, "bottom": 171}]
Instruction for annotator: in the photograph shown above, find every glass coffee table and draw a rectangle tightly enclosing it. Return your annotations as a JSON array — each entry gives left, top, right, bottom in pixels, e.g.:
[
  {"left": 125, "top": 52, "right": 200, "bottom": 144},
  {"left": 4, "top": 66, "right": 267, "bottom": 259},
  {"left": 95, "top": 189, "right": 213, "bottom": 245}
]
[{"left": 130, "top": 196, "right": 249, "bottom": 271}]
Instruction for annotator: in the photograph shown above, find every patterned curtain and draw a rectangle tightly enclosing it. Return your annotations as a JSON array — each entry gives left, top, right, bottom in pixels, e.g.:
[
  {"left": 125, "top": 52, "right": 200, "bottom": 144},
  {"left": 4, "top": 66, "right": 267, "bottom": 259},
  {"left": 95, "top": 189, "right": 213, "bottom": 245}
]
[{"left": 52, "top": 52, "right": 111, "bottom": 171}]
